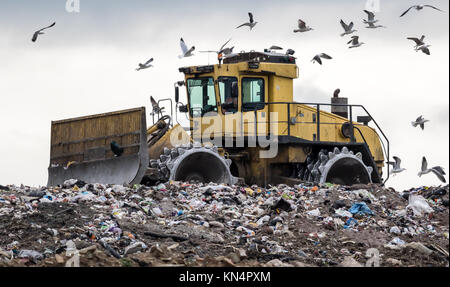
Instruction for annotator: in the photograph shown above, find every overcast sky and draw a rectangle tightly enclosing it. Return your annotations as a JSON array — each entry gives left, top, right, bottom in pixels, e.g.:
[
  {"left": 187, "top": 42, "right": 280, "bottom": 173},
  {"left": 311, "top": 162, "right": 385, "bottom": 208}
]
[{"left": 0, "top": 0, "right": 448, "bottom": 190}]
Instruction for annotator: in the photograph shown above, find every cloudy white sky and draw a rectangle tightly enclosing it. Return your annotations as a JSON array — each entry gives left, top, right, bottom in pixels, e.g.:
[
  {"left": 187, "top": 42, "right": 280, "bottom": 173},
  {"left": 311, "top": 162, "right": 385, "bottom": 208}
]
[{"left": 0, "top": 0, "right": 448, "bottom": 190}]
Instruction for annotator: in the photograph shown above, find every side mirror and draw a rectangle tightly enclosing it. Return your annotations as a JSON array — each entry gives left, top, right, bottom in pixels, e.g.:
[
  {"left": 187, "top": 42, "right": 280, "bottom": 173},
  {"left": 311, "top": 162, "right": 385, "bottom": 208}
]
[
  {"left": 179, "top": 105, "right": 188, "bottom": 113},
  {"left": 175, "top": 86, "right": 179, "bottom": 103}
]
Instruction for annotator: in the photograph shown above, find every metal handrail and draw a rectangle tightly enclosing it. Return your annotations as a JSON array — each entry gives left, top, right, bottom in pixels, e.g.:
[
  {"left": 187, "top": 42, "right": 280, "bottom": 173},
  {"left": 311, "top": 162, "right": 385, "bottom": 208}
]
[{"left": 247, "top": 101, "right": 390, "bottom": 183}]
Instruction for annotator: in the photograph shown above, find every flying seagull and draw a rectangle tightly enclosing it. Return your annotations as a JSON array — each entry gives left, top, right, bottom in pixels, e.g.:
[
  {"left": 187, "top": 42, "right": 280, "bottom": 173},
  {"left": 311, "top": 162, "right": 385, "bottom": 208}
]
[
  {"left": 178, "top": 38, "right": 195, "bottom": 59},
  {"left": 31, "top": 22, "right": 56, "bottom": 42},
  {"left": 364, "top": 12, "right": 386, "bottom": 29},
  {"left": 294, "top": 19, "right": 313, "bottom": 33},
  {"left": 363, "top": 10, "right": 379, "bottom": 24},
  {"left": 340, "top": 20, "right": 357, "bottom": 36},
  {"left": 407, "top": 35, "right": 426, "bottom": 49},
  {"left": 199, "top": 38, "right": 233, "bottom": 55},
  {"left": 236, "top": 12, "right": 258, "bottom": 30},
  {"left": 136, "top": 58, "right": 154, "bottom": 71},
  {"left": 150, "top": 96, "right": 163, "bottom": 116},
  {"left": 408, "top": 36, "right": 431, "bottom": 54},
  {"left": 387, "top": 156, "right": 406, "bottom": 175},
  {"left": 363, "top": 10, "right": 386, "bottom": 28},
  {"left": 418, "top": 156, "right": 446, "bottom": 183},
  {"left": 347, "top": 36, "right": 365, "bottom": 48},
  {"left": 311, "top": 53, "right": 332, "bottom": 65},
  {"left": 400, "top": 4, "right": 444, "bottom": 17},
  {"left": 411, "top": 115, "right": 429, "bottom": 130}
]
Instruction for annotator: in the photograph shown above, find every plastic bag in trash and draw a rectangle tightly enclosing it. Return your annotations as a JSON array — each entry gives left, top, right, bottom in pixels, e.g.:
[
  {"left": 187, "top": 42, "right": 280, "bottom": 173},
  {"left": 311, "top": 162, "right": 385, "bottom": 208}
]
[
  {"left": 349, "top": 202, "right": 374, "bottom": 216},
  {"left": 343, "top": 218, "right": 358, "bottom": 229},
  {"left": 407, "top": 194, "right": 433, "bottom": 217},
  {"left": 335, "top": 208, "right": 353, "bottom": 218},
  {"left": 18, "top": 250, "right": 43, "bottom": 263}
]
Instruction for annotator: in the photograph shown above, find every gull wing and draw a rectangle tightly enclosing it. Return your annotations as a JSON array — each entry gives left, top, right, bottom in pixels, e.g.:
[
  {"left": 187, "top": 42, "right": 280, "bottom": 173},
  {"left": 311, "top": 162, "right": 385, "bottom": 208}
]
[
  {"left": 236, "top": 23, "right": 249, "bottom": 29},
  {"left": 424, "top": 5, "right": 444, "bottom": 12},
  {"left": 312, "top": 55, "right": 322, "bottom": 65},
  {"left": 180, "top": 38, "right": 188, "bottom": 54},
  {"left": 431, "top": 168, "right": 447, "bottom": 183},
  {"left": 421, "top": 46, "right": 430, "bottom": 55},
  {"left": 150, "top": 96, "right": 160, "bottom": 113},
  {"left": 144, "top": 58, "right": 154, "bottom": 65},
  {"left": 407, "top": 37, "right": 421, "bottom": 45},
  {"left": 298, "top": 19, "right": 306, "bottom": 29},
  {"left": 42, "top": 22, "right": 56, "bottom": 31},
  {"left": 340, "top": 19, "right": 349, "bottom": 31},
  {"left": 319, "top": 53, "right": 332, "bottom": 59},
  {"left": 400, "top": 6, "right": 415, "bottom": 17},
  {"left": 421, "top": 156, "right": 428, "bottom": 171},
  {"left": 348, "top": 36, "right": 358, "bottom": 45},
  {"left": 393, "top": 156, "right": 402, "bottom": 169},
  {"left": 348, "top": 22, "right": 354, "bottom": 30},
  {"left": 364, "top": 10, "right": 375, "bottom": 21},
  {"left": 186, "top": 46, "right": 195, "bottom": 55},
  {"left": 248, "top": 12, "right": 254, "bottom": 23},
  {"left": 219, "top": 38, "right": 232, "bottom": 51},
  {"left": 432, "top": 166, "right": 446, "bottom": 175}
]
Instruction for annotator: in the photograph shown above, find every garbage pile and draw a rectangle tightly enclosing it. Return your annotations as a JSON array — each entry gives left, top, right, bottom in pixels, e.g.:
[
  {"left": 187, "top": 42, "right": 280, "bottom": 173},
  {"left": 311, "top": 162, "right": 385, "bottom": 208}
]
[{"left": 0, "top": 180, "right": 448, "bottom": 267}]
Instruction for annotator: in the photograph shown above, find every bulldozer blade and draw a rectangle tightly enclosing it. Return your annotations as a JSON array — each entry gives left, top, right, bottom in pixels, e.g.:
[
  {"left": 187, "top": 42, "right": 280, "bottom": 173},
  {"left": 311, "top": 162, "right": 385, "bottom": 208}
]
[{"left": 47, "top": 107, "right": 148, "bottom": 186}]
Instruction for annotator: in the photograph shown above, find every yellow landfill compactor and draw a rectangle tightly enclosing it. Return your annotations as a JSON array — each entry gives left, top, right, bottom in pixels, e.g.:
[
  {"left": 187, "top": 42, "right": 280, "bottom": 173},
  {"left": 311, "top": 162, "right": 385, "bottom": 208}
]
[{"left": 48, "top": 51, "right": 390, "bottom": 187}]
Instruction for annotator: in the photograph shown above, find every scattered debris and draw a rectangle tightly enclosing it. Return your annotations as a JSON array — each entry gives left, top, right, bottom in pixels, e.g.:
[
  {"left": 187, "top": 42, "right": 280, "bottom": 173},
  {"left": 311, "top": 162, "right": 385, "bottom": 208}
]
[{"left": 0, "top": 181, "right": 448, "bottom": 267}]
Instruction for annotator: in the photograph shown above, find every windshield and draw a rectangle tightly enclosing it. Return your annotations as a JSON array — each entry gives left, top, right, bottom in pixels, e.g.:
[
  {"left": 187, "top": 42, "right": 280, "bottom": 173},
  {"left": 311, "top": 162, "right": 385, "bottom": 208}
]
[{"left": 187, "top": 77, "right": 217, "bottom": 117}]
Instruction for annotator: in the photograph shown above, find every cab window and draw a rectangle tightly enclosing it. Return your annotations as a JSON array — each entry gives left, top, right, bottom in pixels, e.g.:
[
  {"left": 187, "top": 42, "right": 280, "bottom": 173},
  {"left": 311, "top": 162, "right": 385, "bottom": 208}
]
[
  {"left": 218, "top": 77, "right": 238, "bottom": 114},
  {"left": 186, "top": 77, "right": 218, "bottom": 117},
  {"left": 242, "top": 77, "right": 265, "bottom": 111}
]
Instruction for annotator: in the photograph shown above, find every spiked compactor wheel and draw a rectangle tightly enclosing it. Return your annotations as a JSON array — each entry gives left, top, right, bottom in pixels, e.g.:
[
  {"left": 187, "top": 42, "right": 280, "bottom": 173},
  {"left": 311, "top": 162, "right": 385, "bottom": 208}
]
[
  {"left": 150, "top": 142, "right": 238, "bottom": 185},
  {"left": 299, "top": 146, "right": 374, "bottom": 185}
]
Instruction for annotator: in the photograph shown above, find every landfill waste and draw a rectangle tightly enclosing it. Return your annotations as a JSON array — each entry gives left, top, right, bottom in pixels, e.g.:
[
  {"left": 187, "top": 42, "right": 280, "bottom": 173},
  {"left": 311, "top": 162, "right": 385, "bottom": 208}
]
[{"left": 0, "top": 181, "right": 448, "bottom": 267}]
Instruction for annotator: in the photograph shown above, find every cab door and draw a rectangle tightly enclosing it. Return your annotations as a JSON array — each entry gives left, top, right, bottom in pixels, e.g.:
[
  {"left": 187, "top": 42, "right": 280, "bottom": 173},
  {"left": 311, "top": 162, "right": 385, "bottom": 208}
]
[
  {"left": 217, "top": 76, "right": 241, "bottom": 139},
  {"left": 240, "top": 76, "right": 269, "bottom": 138},
  {"left": 186, "top": 77, "right": 221, "bottom": 142}
]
